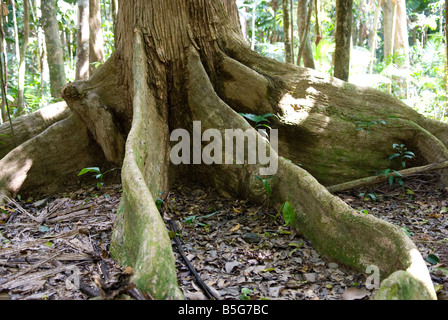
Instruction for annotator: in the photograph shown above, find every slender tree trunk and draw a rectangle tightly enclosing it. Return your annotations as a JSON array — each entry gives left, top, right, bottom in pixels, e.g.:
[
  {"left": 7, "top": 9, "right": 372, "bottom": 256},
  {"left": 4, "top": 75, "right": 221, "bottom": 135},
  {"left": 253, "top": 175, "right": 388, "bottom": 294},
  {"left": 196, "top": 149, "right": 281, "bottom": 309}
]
[
  {"left": 251, "top": 0, "right": 257, "bottom": 50},
  {"left": 76, "top": 0, "right": 90, "bottom": 80},
  {"left": 334, "top": 0, "right": 353, "bottom": 81},
  {"left": 369, "top": 0, "right": 381, "bottom": 74},
  {"left": 89, "top": 0, "right": 105, "bottom": 75},
  {"left": 10, "top": 0, "right": 20, "bottom": 64},
  {"left": 0, "top": 4, "right": 8, "bottom": 123},
  {"left": 17, "top": 0, "right": 30, "bottom": 114},
  {"left": 41, "top": 0, "right": 66, "bottom": 99},
  {"left": 297, "top": 0, "right": 315, "bottom": 68},
  {"left": 282, "top": 0, "right": 292, "bottom": 63},
  {"left": 394, "top": 0, "right": 409, "bottom": 97},
  {"left": 289, "top": 0, "right": 294, "bottom": 63}
]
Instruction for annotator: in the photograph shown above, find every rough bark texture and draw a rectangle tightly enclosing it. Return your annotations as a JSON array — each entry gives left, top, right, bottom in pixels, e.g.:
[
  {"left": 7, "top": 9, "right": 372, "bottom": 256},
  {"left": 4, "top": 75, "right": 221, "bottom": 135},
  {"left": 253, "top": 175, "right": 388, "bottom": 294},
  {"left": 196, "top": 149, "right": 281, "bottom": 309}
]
[
  {"left": 282, "top": 0, "right": 293, "bottom": 63},
  {"left": 334, "top": 0, "right": 353, "bottom": 81},
  {"left": 0, "top": 0, "right": 443, "bottom": 300},
  {"left": 0, "top": 102, "right": 70, "bottom": 159},
  {"left": 41, "top": 0, "right": 66, "bottom": 98},
  {"left": 297, "top": 0, "right": 315, "bottom": 68},
  {"left": 76, "top": 0, "right": 90, "bottom": 80},
  {"left": 89, "top": 0, "right": 105, "bottom": 75},
  {"left": 17, "top": 0, "right": 29, "bottom": 114}
]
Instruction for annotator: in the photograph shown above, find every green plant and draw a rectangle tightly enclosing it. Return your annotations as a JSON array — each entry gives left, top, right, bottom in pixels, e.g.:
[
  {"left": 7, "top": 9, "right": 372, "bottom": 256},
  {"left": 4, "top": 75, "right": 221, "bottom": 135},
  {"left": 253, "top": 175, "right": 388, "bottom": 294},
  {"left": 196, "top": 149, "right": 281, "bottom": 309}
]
[
  {"left": 183, "top": 211, "right": 218, "bottom": 227},
  {"left": 254, "top": 175, "right": 272, "bottom": 196},
  {"left": 388, "top": 143, "right": 416, "bottom": 169},
  {"left": 377, "top": 168, "right": 404, "bottom": 187},
  {"left": 275, "top": 201, "right": 295, "bottom": 227},
  {"left": 359, "top": 192, "right": 377, "bottom": 202},
  {"left": 78, "top": 167, "right": 117, "bottom": 189},
  {"left": 239, "top": 287, "right": 253, "bottom": 300},
  {"left": 239, "top": 112, "right": 279, "bottom": 130}
]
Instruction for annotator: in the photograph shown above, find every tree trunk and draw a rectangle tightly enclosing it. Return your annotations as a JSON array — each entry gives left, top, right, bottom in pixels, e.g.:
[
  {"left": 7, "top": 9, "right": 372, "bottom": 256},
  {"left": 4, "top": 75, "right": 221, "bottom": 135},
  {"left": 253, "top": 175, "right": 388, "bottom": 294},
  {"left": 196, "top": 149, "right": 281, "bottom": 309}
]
[
  {"left": 334, "top": 0, "right": 353, "bottom": 81},
  {"left": 76, "top": 0, "right": 90, "bottom": 80},
  {"left": 89, "top": 0, "right": 105, "bottom": 75},
  {"left": 41, "top": 0, "right": 66, "bottom": 98},
  {"left": 11, "top": 0, "right": 20, "bottom": 64},
  {"left": 369, "top": 0, "right": 381, "bottom": 74},
  {"left": 0, "top": 0, "right": 443, "bottom": 300},
  {"left": 282, "top": 0, "right": 292, "bottom": 63},
  {"left": 17, "top": 0, "right": 30, "bottom": 114},
  {"left": 297, "top": 0, "right": 315, "bottom": 68}
]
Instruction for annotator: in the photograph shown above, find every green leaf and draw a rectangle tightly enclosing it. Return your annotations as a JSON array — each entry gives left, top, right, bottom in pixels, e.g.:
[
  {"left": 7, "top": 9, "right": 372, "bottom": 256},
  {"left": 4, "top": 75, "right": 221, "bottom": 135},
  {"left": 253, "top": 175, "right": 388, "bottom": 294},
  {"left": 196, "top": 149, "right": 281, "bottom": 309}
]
[
  {"left": 155, "top": 198, "right": 163, "bottom": 211},
  {"left": 388, "top": 175, "right": 394, "bottom": 186},
  {"left": 282, "top": 201, "right": 295, "bottom": 226},
  {"left": 78, "top": 167, "right": 101, "bottom": 176},
  {"left": 434, "top": 267, "right": 448, "bottom": 276},
  {"left": 426, "top": 254, "right": 440, "bottom": 265},
  {"left": 388, "top": 153, "right": 400, "bottom": 160}
]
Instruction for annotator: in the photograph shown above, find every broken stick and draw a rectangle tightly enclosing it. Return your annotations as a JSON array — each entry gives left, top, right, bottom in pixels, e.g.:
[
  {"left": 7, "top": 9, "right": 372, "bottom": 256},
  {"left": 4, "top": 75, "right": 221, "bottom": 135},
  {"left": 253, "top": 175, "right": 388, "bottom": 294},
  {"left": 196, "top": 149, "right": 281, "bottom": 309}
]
[{"left": 327, "top": 159, "right": 448, "bottom": 193}]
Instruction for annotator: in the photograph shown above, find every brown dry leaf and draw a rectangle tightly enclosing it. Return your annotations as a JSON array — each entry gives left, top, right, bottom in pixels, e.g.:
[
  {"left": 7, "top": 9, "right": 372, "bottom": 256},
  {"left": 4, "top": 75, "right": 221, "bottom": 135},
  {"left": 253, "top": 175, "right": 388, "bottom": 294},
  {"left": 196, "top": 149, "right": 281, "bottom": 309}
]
[
  {"left": 342, "top": 287, "right": 369, "bottom": 300},
  {"left": 229, "top": 223, "right": 240, "bottom": 232}
]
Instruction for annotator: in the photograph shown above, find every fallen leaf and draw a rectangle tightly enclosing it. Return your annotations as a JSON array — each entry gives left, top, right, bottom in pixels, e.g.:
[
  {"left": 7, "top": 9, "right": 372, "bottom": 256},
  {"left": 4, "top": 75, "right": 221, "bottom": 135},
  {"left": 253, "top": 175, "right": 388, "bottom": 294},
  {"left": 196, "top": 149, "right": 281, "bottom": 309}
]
[
  {"left": 225, "top": 261, "right": 240, "bottom": 273},
  {"left": 229, "top": 224, "right": 240, "bottom": 232},
  {"left": 342, "top": 287, "right": 369, "bottom": 300}
]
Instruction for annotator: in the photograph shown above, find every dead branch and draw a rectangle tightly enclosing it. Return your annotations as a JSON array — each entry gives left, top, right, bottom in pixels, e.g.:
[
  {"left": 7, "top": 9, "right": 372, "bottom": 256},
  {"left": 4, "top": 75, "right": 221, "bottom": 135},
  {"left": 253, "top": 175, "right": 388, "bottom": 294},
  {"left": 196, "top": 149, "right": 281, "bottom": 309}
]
[{"left": 327, "top": 159, "right": 448, "bottom": 193}]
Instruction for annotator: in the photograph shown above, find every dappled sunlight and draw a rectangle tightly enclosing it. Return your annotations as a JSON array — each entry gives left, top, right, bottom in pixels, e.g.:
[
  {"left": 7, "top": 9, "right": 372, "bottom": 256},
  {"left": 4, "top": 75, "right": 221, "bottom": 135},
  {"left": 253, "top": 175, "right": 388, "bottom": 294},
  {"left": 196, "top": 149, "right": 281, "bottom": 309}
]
[
  {"left": 3, "top": 157, "right": 33, "bottom": 198},
  {"left": 38, "top": 102, "right": 68, "bottom": 121}
]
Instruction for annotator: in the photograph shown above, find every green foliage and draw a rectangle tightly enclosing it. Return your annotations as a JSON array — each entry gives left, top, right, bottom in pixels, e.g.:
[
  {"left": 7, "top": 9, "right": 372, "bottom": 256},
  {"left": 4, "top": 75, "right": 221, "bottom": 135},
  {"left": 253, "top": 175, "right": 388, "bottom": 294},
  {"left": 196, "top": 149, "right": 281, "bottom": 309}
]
[
  {"left": 78, "top": 167, "right": 117, "bottom": 190},
  {"left": 239, "top": 287, "right": 253, "bottom": 300},
  {"left": 277, "top": 201, "right": 295, "bottom": 227},
  {"left": 359, "top": 192, "right": 377, "bottom": 202},
  {"left": 377, "top": 168, "right": 404, "bottom": 187},
  {"left": 183, "top": 211, "right": 218, "bottom": 228},
  {"left": 254, "top": 175, "right": 272, "bottom": 196},
  {"left": 388, "top": 143, "right": 416, "bottom": 169},
  {"left": 239, "top": 112, "right": 279, "bottom": 130}
]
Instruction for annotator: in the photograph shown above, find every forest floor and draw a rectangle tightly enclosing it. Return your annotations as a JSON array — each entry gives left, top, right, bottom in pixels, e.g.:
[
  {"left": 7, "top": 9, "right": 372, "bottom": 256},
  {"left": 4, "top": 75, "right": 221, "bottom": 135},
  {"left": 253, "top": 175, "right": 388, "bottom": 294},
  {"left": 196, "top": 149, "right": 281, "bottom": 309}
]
[{"left": 0, "top": 173, "right": 447, "bottom": 300}]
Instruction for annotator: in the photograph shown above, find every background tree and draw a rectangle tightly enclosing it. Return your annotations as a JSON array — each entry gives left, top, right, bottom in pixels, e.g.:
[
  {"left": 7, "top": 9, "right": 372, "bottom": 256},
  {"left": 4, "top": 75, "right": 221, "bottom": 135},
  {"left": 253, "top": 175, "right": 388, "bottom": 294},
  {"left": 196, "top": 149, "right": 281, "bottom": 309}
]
[
  {"left": 89, "top": 0, "right": 105, "bottom": 75},
  {"left": 76, "top": 0, "right": 89, "bottom": 80},
  {"left": 334, "top": 0, "right": 353, "bottom": 81},
  {"left": 282, "top": 0, "right": 293, "bottom": 63},
  {"left": 41, "top": 0, "right": 66, "bottom": 98},
  {"left": 297, "top": 0, "right": 315, "bottom": 68},
  {"left": 17, "top": 0, "right": 29, "bottom": 114}
]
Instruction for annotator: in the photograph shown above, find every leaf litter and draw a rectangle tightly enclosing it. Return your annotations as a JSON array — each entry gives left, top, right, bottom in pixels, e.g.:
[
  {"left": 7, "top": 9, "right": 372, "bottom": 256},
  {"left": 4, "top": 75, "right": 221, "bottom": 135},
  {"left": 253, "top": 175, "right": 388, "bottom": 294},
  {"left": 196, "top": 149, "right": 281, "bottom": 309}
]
[{"left": 0, "top": 172, "right": 447, "bottom": 300}]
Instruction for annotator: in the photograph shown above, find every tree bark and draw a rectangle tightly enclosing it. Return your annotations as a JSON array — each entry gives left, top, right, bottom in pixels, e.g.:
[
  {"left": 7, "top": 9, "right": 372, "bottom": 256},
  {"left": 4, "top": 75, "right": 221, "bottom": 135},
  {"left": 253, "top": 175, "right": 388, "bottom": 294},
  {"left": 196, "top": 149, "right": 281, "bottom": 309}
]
[
  {"left": 0, "top": 0, "right": 442, "bottom": 300},
  {"left": 17, "top": 0, "right": 30, "bottom": 114},
  {"left": 76, "top": 0, "right": 90, "bottom": 80},
  {"left": 282, "top": 0, "right": 292, "bottom": 63},
  {"left": 297, "top": 0, "right": 315, "bottom": 68},
  {"left": 89, "top": 0, "right": 105, "bottom": 75},
  {"left": 334, "top": 0, "right": 353, "bottom": 81},
  {"left": 41, "top": 0, "right": 66, "bottom": 98}
]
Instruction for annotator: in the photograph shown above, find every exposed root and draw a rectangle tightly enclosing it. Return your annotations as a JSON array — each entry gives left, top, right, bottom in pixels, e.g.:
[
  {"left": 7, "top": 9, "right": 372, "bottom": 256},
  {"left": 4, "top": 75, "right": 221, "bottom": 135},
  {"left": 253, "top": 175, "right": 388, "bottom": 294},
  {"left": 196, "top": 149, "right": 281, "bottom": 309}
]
[
  {"left": 0, "top": 102, "right": 71, "bottom": 159},
  {"left": 0, "top": 114, "right": 106, "bottom": 202},
  {"left": 185, "top": 47, "right": 436, "bottom": 299}
]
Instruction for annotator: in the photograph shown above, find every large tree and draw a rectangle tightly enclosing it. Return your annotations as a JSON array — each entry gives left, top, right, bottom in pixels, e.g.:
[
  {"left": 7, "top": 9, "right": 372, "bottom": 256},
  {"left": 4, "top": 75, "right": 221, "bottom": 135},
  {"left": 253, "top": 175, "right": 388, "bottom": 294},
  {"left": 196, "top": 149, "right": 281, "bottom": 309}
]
[{"left": 0, "top": 0, "right": 445, "bottom": 300}]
